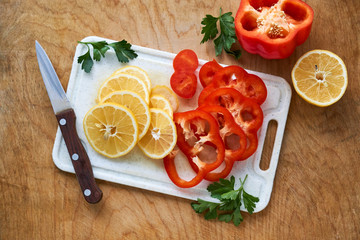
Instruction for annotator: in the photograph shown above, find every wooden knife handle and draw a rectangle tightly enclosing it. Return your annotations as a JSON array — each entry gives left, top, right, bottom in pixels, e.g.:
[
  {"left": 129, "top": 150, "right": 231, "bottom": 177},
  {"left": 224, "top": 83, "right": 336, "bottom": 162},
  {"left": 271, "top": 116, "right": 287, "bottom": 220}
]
[{"left": 56, "top": 109, "right": 103, "bottom": 204}]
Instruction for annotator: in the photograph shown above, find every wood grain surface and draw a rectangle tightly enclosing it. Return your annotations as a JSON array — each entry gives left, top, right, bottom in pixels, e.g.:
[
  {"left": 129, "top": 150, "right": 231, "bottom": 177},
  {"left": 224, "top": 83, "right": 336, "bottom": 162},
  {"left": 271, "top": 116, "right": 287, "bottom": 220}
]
[{"left": 1, "top": 0, "right": 359, "bottom": 239}]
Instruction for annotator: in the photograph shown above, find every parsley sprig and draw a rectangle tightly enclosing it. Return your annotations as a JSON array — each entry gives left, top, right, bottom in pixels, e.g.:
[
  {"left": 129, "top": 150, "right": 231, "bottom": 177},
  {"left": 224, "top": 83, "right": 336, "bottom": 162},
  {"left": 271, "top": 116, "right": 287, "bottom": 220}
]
[
  {"left": 77, "top": 40, "right": 138, "bottom": 73},
  {"left": 200, "top": 8, "right": 241, "bottom": 59},
  {"left": 191, "top": 175, "right": 259, "bottom": 226}
]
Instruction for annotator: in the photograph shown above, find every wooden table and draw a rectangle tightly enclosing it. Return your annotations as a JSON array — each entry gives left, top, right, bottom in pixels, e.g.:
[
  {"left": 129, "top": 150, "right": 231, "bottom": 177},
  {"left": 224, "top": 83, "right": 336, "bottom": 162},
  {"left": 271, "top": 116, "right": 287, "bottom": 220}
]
[{"left": 1, "top": 0, "right": 359, "bottom": 239}]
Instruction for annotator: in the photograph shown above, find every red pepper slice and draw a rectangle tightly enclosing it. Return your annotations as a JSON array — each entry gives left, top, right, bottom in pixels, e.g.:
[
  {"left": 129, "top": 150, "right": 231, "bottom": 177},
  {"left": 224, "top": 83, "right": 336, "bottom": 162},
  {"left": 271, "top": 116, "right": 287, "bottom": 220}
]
[
  {"left": 202, "top": 88, "right": 264, "bottom": 132},
  {"left": 174, "top": 109, "right": 225, "bottom": 172},
  {"left": 198, "top": 65, "right": 267, "bottom": 106},
  {"left": 173, "top": 49, "right": 199, "bottom": 72},
  {"left": 164, "top": 109, "right": 226, "bottom": 188},
  {"left": 163, "top": 149, "right": 207, "bottom": 188},
  {"left": 202, "top": 88, "right": 263, "bottom": 160},
  {"left": 240, "top": 131, "right": 258, "bottom": 160},
  {"left": 199, "top": 59, "right": 223, "bottom": 88},
  {"left": 234, "top": 0, "right": 314, "bottom": 59},
  {"left": 195, "top": 105, "right": 247, "bottom": 181},
  {"left": 197, "top": 105, "right": 247, "bottom": 161},
  {"left": 170, "top": 71, "right": 197, "bottom": 99}
]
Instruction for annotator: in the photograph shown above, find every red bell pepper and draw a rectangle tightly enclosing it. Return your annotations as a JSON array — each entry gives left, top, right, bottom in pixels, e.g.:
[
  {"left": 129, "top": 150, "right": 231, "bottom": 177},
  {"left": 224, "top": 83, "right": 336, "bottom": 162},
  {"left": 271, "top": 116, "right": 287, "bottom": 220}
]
[
  {"left": 202, "top": 88, "right": 264, "bottom": 132},
  {"left": 194, "top": 105, "right": 248, "bottom": 181},
  {"left": 234, "top": 0, "right": 314, "bottom": 59},
  {"left": 164, "top": 109, "right": 226, "bottom": 188},
  {"left": 202, "top": 88, "right": 263, "bottom": 159},
  {"left": 163, "top": 149, "right": 208, "bottom": 188},
  {"left": 198, "top": 65, "right": 267, "bottom": 106}
]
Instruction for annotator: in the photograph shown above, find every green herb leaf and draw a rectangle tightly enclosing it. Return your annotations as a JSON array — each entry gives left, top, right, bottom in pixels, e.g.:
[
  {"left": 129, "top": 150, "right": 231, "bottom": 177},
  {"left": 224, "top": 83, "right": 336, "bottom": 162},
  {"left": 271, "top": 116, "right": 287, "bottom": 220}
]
[
  {"left": 109, "top": 40, "right": 138, "bottom": 63},
  {"left": 218, "top": 213, "right": 232, "bottom": 223},
  {"left": 191, "top": 199, "right": 219, "bottom": 214},
  {"left": 200, "top": 14, "right": 219, "bottom": 43},
  {"left": 207, "top": 176, "right": 235, "bottom": 199},
  {"left": 77, "top": 50, "right": 94, "bottom": 73},
  {"left": 243, "top": 190, "right": 260, "bottom": 214},
  {"left": 191, "top": 174, "right": 258, "bottom": 226},
  {"left": 77, "top": 40, "right": 137, "bottom": 73},
  {"left": 200, "top": 8, "right": 241, "bottom": 59},
  {"left": 232, "top": 205, "right": 244, "bottom": 226}
]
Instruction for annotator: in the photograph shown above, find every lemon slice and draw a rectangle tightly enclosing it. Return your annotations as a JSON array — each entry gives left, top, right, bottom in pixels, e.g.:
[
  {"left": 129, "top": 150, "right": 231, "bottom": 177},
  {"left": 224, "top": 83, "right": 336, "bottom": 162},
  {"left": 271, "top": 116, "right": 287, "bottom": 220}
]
[
  {"left": 98, "top": 73, "right": 149, "bottom": 104},
  {"left": 111, "top": 65, "right": 152, "bottom": 92},
  {"left": 151, "top": 85, "right": 179, "bottom": 112},
  {"left": 138, "top": 108, "right": 177, "bottom": 159},
  {"left": 101, "top": 90, "right": 151, "bottom": 140},
  {"left": 291, "top": 50, "right": 348, "bottom": 107},
  {"left": 149, "top": 94, "right": 173, "bottom": 118},
  {"left": 83, "top": 103, "right": 138, "bottom": 158}
]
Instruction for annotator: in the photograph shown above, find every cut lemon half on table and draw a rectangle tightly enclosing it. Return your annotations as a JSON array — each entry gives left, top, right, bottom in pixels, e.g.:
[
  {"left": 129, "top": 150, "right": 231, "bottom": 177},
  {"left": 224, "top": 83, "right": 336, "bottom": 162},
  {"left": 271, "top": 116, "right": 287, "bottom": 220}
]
[
  {"left": 151, "top": 85, "right": 179, "bottom": 112},
  {"left": 98, "top": 73, "right": 149, "bottom": 104},
  {"left": 101, "top": 90, "right": 151, "bottom": 140},
  {"left": 83, "top": 103, "right": 138, "bottom": 158},
  {"left": 111, "top": 66, "right": 152, "bottom": 92},
  {"left": 138, "top": 108, "right": 177, "bottom": 159},
  {"left": 149, "top": 94, "right": 173, "bottom": 118},
  {"left": 291, "top": 50, "right": 348, "bottom": 107}
]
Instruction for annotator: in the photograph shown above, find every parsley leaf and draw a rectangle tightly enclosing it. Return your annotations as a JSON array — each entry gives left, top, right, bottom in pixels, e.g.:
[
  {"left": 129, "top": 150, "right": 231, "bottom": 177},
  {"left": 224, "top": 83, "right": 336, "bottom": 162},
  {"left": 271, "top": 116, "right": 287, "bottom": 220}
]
[
  {"left": 191, "top": 174, "right": 259, "bottom": 226},
  {"left": 77, "top": 40, "right": 137, "bottom": 73},
  {"left": 200, "top": 14, "right": 219, "bottom": 43},
  {"left": 200, "top": 8, "right": 241, "bottom": 59},
  {"left": 77, "top": 50, "right": 93, "bottom": 73}
]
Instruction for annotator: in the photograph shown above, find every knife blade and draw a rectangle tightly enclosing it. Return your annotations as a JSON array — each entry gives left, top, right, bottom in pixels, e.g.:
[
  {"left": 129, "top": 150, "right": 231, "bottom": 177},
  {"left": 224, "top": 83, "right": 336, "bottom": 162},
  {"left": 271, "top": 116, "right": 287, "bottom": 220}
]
[{"left": 36, "top": 41, "right": 102, "bottom": 204}]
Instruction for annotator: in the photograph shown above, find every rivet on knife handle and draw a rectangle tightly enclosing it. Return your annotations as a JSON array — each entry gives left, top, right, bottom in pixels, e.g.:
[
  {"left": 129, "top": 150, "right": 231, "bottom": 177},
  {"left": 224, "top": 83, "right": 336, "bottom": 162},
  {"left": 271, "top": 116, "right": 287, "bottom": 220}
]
[{"left": 56, "top": 109, "right": 103, "bottom": 204}]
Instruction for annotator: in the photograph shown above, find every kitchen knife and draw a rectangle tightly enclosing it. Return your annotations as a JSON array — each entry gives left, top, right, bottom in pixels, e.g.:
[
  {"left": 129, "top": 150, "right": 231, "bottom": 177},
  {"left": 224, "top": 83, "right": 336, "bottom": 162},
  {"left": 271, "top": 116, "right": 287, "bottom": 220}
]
[{"left": 36, "top": 41, "right": 103, "bottom": 204}]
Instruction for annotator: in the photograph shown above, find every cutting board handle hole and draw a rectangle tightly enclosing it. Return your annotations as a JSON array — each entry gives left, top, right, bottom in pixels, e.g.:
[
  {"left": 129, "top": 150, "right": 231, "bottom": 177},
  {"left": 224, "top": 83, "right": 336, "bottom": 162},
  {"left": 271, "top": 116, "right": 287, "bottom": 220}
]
[{"left": 259, "top": 120, "right": 278, "bottom": 171}]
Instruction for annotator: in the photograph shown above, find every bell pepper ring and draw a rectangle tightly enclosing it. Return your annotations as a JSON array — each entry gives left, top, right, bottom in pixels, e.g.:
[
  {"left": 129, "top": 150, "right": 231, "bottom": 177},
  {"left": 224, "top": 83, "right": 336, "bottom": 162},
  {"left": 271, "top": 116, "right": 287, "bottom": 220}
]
[
  {"left": 239, "top": 131, "right": 259, "bottom": 160},
  {"left": 199, "top": 59, "right": 223, "bottom": 88},
  {"left": 201, "top": 88, "right": 264, "bottom": 132},
  {"left": 195, "top": 105, "right": 248, "bottom": 181},
  {"left": 197, "top": 105, "right": 247, "bottom": 162},
  {"left": 163, "top": 149, "right": 208, "bottom": 188},
  {"left": 234, "top": 0, "right": 314, "bottom": 59},
  {"left": 198, "top": 65, "right": 267, "bottom": 106},
  {"left": 173, "top": 109, "right": 226, "bottom": 173}
]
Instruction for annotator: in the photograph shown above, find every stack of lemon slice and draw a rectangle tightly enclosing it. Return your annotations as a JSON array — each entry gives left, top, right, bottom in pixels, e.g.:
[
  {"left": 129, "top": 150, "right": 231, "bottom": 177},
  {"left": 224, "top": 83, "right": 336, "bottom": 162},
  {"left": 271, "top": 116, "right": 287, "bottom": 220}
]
[{"left": 83, "top": 66, "right": 178, "bottom": 159}]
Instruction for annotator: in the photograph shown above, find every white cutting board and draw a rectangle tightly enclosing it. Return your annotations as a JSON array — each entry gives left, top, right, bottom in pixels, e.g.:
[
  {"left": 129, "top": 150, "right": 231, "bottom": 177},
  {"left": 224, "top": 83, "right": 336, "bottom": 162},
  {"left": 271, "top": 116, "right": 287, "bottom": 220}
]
[{"left": 52, "top": 36, "right": 291, "bottom": 212}]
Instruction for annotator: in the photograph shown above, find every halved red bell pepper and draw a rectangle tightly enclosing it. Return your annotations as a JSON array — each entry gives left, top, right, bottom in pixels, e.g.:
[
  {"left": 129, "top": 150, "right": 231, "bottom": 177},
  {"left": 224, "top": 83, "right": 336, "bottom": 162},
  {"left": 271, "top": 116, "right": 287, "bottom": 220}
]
[
  {"left": 234, "top": 0, "right": 314, "bottom": 59},
  {"left": 198, "top": 65, "right": 267, "bottom": 106},
  {"left": 164, "top": 109, "right": 226, "bottom": 188}
]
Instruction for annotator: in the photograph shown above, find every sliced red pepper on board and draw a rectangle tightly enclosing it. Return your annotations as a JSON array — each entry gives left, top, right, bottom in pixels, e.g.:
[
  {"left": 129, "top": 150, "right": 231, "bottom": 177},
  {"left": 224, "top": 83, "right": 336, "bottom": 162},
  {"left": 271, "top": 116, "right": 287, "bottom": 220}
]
[
  {"left": 173, "top": 49, "right": 199, "bottom": 72},
  {"left": 240, "top": 131, "right": 258, "bottom": 160},
  {"left": 198, "top": 65, "right": 267, "bottom": 106},
  {"left": 197, "top": 105, "right": 247, "bottom": 162},
  {"left": 195, "top": 105, "right": 248, "bottom": 181},
  {"left": 164, "top": 109, "right": 226, "bottom": 188},
  {"left": 202, "top": 88, "right": 263, "bottom": 160},
  {"left": 201, "top": 88, "right": 264, "bottom": 132},
  {"left": 170, "top": 71, "right": 197, "bottom": 99},
  {"left": 234, "top": 0, "right": 314, "bottom": 59},
  {"left": 199, "top": 59, "right": 223, "bottom": 88},
  {"left": 163, "top": 149, "right": 208, "bottom": 188},
  {"left": 174, "top": 110, "right": 225, "bottom": 170}
]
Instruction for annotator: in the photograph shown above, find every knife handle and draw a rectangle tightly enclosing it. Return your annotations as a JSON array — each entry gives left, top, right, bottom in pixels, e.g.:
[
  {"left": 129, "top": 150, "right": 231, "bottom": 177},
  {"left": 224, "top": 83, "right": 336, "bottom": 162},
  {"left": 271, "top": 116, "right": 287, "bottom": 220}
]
[{"left": 56, "top": 109, "right": 103, "bottom": 204}]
